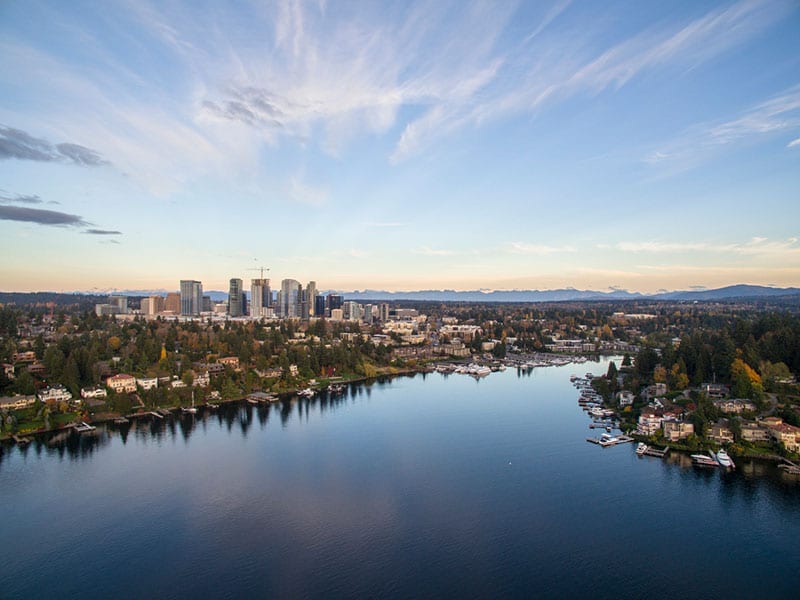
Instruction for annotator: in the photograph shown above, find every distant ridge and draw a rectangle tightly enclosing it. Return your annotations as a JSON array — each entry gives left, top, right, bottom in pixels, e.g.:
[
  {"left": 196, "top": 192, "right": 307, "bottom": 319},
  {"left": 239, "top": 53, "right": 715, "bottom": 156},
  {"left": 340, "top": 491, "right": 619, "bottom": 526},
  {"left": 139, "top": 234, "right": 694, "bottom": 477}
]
[
  {"left": 2, "top": 285, "right": 799, "bottom": 307},
  {"left": 335, "top": 285, "right": 800, "bottom": 303}
]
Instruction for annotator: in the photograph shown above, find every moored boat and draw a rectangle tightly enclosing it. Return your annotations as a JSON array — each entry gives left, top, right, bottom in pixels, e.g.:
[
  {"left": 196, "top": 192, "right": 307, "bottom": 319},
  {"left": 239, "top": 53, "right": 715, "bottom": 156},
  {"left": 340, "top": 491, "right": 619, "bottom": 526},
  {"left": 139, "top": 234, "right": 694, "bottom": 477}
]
[
  {"left": 636, "top": 442, "right": 648, "bottom": 455},
  {"left": 716, "top": 449, "right": 734, "bottom": 469}
]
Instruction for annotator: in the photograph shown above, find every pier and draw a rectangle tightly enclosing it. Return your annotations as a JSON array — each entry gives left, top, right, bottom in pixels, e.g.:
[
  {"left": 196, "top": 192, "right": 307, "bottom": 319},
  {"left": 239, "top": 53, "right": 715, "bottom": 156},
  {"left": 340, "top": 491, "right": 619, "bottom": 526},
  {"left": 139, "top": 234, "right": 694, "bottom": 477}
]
[{"left": 586, "top": 435, "right": 634, "bottom": 447}]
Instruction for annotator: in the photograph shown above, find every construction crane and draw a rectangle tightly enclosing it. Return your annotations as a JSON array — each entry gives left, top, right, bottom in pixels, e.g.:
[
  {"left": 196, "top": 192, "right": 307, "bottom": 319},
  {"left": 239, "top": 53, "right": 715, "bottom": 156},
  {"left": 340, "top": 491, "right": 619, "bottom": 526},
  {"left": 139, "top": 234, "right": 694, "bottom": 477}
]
[{"left": 246, "top": 264, "right": 270, "bottom": 280}]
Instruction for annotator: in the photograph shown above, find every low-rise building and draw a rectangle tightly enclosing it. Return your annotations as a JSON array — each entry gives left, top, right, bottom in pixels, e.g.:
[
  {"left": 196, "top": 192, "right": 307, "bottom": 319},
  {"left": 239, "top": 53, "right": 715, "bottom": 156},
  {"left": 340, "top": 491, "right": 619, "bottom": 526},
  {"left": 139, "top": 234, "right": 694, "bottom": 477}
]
[
  {"left": 106, "top": 373, "right": 136, "bottom": 394},
  {"left": 3, "top": 363, "right": 15, "bottom": 379},
  {"left": 12, "top": 351, "right": 36, "bottom": 363},
  {"left": 662, "top": 419, "right": 694, "bottom": 442},
  {"left": 740, "top": 421, "right": 770, "bottom": 443},
  {"left": 714, "top": 398, "right": 757, "bottom": 414},
  {"left": 767, "top": 421, "right": 800, "bottom": 453},
  {"left": 617, "top": 391, "right": 635, "bottom": 407},
  {"left": 38, "top": 385, "right": 73, "bottom": 404},
  {"left": 709, "top": 420, "right": 735, "bottom": 445},
  {"left": 0, "top": 395, "right": 36, "bottom": 411},
  {"left": 81, "top": 387, "right": 108, "bottom": 399},
  {"left": 637, "top": 410, "right": 663, "bottom": 436},
  {"left": 219, "top": 356, "right": 240, "bottom": 370},
  {"left": 192, "top": 371, "right": 210, "bottom": 387},
  {"left": 136, "top": 377, "right": 158, "bottom": 391}
]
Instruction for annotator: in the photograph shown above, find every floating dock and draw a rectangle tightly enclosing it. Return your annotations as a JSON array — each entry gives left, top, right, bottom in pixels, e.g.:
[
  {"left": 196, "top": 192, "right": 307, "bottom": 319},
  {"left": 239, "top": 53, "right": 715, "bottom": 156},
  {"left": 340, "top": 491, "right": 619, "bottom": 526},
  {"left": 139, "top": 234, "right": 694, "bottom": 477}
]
[{"left": 586, "top": 435, "right": 634, "bottom": 447}]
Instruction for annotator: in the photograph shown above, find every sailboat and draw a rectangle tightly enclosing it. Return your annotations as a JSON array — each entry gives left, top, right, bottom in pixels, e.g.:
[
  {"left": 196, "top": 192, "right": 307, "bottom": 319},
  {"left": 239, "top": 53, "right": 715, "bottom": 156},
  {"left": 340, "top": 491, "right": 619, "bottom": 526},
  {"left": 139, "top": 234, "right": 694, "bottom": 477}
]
[{"left": 182, "top": 389, "right": 198, "bottom": 414}]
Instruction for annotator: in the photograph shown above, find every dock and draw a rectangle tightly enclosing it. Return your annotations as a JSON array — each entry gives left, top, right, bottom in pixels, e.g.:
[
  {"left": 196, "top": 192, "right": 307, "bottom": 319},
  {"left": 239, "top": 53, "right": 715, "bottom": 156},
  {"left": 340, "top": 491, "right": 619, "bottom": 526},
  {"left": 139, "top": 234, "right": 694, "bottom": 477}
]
[
  {"left": 12, "top": 434, "right": 32, "bottom": 446},
  {"left": 642, "top": 445, "right": 670, "bottom": 458},
  {"left": 73, "top": 421, "right": 96, "bottom": 433},
  {"left": 586, "top": 435, "right": 634, "bottom": 447},
  {"left": 779, "top": 458, "right": 800, "bottom": 475}
]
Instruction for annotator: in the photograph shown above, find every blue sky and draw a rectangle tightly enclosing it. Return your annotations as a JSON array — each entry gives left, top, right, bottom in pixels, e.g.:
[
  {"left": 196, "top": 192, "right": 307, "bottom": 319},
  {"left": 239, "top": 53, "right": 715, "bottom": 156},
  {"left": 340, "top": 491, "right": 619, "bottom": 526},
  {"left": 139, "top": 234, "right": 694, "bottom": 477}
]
[{"left": 1, "top": 0, "right": 799, "bottom": 293}]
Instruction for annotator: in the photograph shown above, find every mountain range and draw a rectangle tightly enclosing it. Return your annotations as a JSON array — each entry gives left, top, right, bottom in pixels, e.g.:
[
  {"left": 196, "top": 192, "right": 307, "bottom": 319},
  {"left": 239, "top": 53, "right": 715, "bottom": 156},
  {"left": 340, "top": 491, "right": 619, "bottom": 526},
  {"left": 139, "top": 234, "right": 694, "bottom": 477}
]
[{"left": 8, "top": 284, "right": 795, "bottom": 305}]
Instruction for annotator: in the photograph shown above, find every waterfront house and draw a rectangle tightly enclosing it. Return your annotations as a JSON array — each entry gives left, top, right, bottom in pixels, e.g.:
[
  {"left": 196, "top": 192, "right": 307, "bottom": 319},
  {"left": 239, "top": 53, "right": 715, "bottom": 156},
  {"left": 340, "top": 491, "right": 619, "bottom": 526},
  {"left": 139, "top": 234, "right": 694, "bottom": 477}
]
[
  {"left": 0, "top": 395, "right": 36, "bottom": 411},
  {"left": 637, "top": 409, "right": 664, "bottom": 436},
  {"left": 740, "top": 421, "right": 770, "bottom": 443},
  {"left": 38, "top": 385, "right": 73, "bottom": 404},
  {"left": 766, "top": 420, "right": 800, "bottom": 453},
  {"left": 106, "top": 373, "right": 136, "bottom": 394},
  {"left": 662, "top": 419, "right": 694, "bottom": 442},
  {"left": 709, "top": 420, "right": 735, "bottom": 445}
]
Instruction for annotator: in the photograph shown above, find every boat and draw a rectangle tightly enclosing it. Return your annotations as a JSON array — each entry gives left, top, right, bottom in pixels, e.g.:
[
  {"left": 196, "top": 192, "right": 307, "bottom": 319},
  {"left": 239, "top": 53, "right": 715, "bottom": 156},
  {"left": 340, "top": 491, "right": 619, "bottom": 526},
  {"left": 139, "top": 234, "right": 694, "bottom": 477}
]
[
  {"left": 327, "top": 383, "right": 345, "bottom": 394},
  {"left": 599, "top": 432, "right": 620, "bottom": 447},
  {"left": 113, "top": 417, "right": 129, "bottom": 425},
  {"left": 206, "top": 403, "right": 219, "bottom": 410},
  {"left": 716, "top": 449, "right": 734, "bottom": 469},
  {"left": 636, "top": 442, "right": 648, "bottom": 455},
  {"left": 298, "top": 388, "right": 315, "bottom": 398},
  {"left": 691, "top": 453, "right": 719, "bottom": 467}
]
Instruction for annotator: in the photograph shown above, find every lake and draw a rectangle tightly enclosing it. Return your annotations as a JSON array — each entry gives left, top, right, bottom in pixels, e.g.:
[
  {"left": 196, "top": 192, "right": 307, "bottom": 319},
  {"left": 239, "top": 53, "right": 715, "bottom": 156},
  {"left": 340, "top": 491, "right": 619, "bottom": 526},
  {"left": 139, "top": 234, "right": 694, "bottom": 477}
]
[{"left": 2, "top": 359, "right": 799, "bottom": 599}]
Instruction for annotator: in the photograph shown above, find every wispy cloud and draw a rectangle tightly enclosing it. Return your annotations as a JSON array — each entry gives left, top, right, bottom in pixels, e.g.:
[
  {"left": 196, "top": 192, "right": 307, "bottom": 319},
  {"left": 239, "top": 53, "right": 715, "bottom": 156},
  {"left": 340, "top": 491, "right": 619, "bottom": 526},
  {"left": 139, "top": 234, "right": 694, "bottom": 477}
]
[
  {"left": 614, "top": 237, "right": 800, "bottom": 257},
  {"left": 83, "top": 229, "right": 122, "bottom": 235},
  {"left": 412, "top": 246, "right": 457, "bottom": 256},
  {"left": 0, "top": 205, "right": 89, "bottom": 227},
  {"left": 646, "top": 85, "right": 800, "bottom": 167},
  {"left": 788, "top": 137, "right": 800, "bottom": 148},
  {"left": 0, "top": 192, "right": 44, "bottom": 205},
  {"left": 507, "top": 242, "right": 576, "bottom": 255},
  {"left": 0, "top": 125, "right": 109, "bottom": 166}
]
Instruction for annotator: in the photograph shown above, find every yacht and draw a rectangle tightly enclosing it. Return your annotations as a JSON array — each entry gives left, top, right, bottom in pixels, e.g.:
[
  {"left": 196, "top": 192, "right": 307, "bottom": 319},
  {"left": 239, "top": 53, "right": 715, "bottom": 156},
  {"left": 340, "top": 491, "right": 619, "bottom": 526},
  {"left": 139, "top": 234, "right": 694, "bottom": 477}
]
[
  {"left": 691, "top": 453, "right": 719, "bottom": 467},
  {"left": 599, "top": 433, "right": 619, "bottom": 447},
  {"left": 636, "top": 442, "right": 648, "bottom": 455},
  {"left": 716, "top": 449, "right": 734, "bottom": 469},
  {"left": 182, "top": 391, "right": 198, "bottom": 414},
  {"left": 298, "top": 388, "right": 316, "bottom": 398}
]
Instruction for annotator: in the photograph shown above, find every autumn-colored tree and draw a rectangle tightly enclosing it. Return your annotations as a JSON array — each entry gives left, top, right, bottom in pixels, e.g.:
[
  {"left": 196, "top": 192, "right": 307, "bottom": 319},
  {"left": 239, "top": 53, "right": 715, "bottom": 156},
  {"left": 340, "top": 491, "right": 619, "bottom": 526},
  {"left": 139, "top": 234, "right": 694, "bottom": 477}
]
[
  {"left": 731, "top": 358, "right": 763, "bottom": 400},
  {"left": 653, "top": 365, "right": 668, "bottom": 384}
]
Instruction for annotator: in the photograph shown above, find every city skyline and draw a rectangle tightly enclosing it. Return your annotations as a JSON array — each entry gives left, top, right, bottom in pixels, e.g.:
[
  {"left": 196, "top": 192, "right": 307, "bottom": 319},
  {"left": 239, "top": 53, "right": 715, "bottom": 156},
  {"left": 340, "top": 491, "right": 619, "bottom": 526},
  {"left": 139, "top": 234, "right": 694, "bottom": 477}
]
[{"left": 1, "top": 1, "right": 800, "bottom": 294}]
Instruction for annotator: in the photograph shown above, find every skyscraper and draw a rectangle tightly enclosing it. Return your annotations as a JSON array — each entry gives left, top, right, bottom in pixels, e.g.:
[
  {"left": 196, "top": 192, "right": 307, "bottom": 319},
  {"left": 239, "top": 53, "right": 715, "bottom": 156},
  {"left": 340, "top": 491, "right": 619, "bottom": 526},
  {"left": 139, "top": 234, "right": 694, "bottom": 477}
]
[
  {"left": 180, "top": 280, "right": 203, "bottom": 316},
  {"left": 305, "top": 281, "right": 317, "bottom": 317},
  {"left": 229, "top": 278, "right": 243, "bottom": 317},
  {"left": 280, "top": 279, "right": 301, "bottom": 318},
  {"left": 314, "top": 295, "right": 326, "bottom": 318},
  {"left": 250, "top": 278, "right": 272, "bottom": 318}
]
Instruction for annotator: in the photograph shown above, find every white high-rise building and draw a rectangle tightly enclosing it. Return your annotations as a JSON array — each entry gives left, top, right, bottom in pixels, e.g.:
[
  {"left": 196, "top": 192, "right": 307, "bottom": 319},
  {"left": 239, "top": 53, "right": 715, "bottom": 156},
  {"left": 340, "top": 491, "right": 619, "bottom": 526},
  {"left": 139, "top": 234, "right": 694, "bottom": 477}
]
[{"left": 250, "top": 278, "right": 271, "bottom": 318}]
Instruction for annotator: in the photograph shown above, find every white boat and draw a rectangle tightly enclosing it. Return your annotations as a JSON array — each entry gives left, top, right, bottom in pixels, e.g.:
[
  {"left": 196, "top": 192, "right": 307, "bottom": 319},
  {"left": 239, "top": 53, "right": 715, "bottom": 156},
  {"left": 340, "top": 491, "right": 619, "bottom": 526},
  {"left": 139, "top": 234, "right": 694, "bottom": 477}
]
[
  {"left": 599, "top": 433, "right": 619, "bottom": 447},
  {"left": 298, "top": 388, "right": 316, "bottom": 398},
  {"left": 636, "top": 442, "right": 648, "bottom": 455},
  {"left": 691, "top": 453, "right": 719, "bottom": 467},
  {"left": 716, "top": 449, "right": 734, "bottom": 469}
]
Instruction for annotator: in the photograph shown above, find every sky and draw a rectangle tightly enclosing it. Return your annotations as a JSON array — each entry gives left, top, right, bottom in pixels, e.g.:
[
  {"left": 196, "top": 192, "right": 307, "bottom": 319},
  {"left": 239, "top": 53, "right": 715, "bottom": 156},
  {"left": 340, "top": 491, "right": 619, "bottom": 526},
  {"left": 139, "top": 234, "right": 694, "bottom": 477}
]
[{"left": 1, "top": 0, "right": 799, "bottom": 294}]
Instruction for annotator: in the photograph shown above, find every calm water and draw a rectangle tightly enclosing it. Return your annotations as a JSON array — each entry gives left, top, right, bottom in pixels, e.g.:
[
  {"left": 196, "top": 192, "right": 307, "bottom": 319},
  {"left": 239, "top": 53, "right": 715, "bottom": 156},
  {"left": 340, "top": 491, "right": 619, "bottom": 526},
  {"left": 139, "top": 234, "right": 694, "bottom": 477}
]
[{"left": 2, "top": 360, "right": 800, "bottom": 599}]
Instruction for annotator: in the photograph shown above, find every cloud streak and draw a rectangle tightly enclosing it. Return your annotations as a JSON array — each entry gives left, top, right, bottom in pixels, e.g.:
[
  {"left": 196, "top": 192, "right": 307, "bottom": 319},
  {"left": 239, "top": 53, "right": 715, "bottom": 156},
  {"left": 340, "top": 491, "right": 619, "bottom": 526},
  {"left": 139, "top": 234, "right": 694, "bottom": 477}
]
[
  {"left": 0, "top": 205, "right": 89, "bottom": 227},
  {"left": 84, "top": 229, "right": 122, "bottom": 235},
  {"left": 613, "top": 237, "right": 800, "bottom": 257},
  {"left": 0, "top": 192, "right": 44, "bottom": 204},
  {"left": 646, "top": 85, "right": 800, "bottom": 167},
  {"left": 0, "top": 126, "right": 109, "bottom": 166}
]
